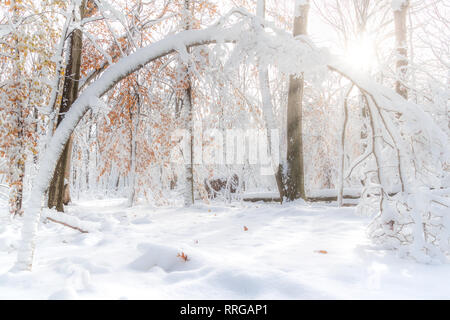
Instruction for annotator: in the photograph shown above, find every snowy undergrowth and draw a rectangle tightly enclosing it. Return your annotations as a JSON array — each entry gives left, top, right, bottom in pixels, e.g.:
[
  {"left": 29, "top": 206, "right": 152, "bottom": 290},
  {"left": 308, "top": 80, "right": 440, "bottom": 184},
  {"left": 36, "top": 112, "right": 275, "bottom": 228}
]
[
  {"left": 367, "top": 188, "right": 450, "bottom": 264},
  {"left": 1, "top": 198, "right": 449, "bottom": 299}
]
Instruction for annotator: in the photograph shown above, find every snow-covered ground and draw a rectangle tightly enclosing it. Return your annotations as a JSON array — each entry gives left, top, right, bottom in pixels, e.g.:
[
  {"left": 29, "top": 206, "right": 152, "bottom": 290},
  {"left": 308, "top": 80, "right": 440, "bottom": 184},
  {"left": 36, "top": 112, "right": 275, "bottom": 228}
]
[{"left": 0, "top": 198, "right": 449, "bottom": 300}]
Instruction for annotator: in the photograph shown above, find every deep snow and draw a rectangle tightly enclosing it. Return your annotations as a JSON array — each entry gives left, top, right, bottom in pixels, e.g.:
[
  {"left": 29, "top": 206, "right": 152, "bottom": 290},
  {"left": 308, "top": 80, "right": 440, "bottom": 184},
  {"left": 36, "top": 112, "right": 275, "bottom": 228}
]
[{"left": 0, "top": 198, "right": 449, "bottom": 299}]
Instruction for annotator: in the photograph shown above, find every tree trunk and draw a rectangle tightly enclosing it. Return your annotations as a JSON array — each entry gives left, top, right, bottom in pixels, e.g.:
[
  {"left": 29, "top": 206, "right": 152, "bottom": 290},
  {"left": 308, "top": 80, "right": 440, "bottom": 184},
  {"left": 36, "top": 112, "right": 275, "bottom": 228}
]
[
  {"left": 394, "top": 0, "right": 409, "bottom": 99},
  {"left": 8, "top": 1, "right": 26, "bottom": 217},
  {"left": 284, "top": 0, "right": 309, "bottom": 201},
  {"left": 127, "top": 87, "right": 141, "bottom": 207},
  {"left": 62, "top": 136, "right": 73, "bottom": 205},
  {"left": 48, "top": 1, "right": 86, "bottom": 212},
  {"left": 183, "top": 86, "right": 195, "bottom": 206},
  {"left": 338, "top": 85, "right": 353, "bottom": 207},
  {"left": 183, "top": 0, "right": 195, "bottom": 206},
  {"left": 256, "top": 0, "right": 286, "bottom": 202}
]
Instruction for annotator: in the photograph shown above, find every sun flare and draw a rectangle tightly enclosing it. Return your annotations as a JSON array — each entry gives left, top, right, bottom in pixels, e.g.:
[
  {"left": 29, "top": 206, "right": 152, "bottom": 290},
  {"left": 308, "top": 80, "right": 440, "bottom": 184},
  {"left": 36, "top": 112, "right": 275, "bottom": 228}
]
[{"left": 345, "top": 36, "right": 378, "bottom": 71}]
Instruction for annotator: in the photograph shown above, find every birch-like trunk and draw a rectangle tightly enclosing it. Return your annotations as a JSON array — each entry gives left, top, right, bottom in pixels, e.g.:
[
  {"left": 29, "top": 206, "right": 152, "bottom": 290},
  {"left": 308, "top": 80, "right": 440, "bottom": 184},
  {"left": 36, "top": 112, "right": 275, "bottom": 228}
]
[
  {"left": 183, "top": 0, "right": 194, "bottom": 206},
  {"left": 394, "top": 0, "right": 409, "bottom": 99},
  {"left": 183, "top": 87, "right": 195, "bottom": 206}
]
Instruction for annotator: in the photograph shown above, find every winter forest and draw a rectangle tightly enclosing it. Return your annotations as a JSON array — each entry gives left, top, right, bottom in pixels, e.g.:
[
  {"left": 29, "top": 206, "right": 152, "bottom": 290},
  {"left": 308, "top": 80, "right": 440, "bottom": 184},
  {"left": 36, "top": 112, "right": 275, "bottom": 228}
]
[{"left": 0, "top": 0, "right": 449, "bottom": 300}]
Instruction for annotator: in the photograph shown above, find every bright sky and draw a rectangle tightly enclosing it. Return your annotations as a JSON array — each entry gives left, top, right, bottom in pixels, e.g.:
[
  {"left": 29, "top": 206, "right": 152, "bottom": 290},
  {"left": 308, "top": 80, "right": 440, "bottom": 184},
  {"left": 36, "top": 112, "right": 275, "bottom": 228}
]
[{"left": 215, "top": 0, "right": 384, "bottom": 72}]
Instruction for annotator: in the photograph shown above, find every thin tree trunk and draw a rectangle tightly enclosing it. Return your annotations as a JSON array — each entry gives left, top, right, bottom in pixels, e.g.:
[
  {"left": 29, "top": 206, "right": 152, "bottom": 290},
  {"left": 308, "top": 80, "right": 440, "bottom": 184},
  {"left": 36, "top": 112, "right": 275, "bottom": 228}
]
[
  {"left": 338, "top": 85, "right": 353, "bottom": 207},
  {"left": 183, "top": 0, "right": 194, "bottom": 206},
  {"left": 48, "top": 0, "right": 86, "bottom": 212},
  {"left": 127, "top": 115, "right": 136, "bottom": 207},
  {"left": 127, "top": 88, "right": 141, "bottom": 207},
  {"left": 183, "top": 86, "right": 195, "bottom": 206},
  {"left": 256, "top": 0, "right": 286, "bottom": 202},
  {"left": 8, "top": 0, "right": 26, "bottom": 217},
  {"left": 285, "top": 0, "right": 309, "bottom": 201},
  {"left": 394, "top": 0, "right": 409, "bottom": 99}
]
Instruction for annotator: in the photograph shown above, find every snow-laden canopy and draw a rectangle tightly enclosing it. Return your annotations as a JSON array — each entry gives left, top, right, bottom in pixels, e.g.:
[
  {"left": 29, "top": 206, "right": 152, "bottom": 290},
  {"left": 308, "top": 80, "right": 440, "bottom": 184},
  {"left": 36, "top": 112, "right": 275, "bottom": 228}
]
[{"left": 15, "top": 9, "right": 449, "bottom": 271}]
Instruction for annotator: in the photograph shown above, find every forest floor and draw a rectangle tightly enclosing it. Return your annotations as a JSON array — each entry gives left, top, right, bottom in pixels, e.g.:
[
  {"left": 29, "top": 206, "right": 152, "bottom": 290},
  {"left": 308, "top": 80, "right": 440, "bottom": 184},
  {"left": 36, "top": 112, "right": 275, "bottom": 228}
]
[{"left": 0, "top": 198, "right": 449, "bottom": 299}]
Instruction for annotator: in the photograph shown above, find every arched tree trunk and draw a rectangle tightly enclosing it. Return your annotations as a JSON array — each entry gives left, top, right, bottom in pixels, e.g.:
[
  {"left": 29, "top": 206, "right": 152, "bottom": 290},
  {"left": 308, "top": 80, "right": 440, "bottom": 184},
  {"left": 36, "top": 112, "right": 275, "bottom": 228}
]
[
  {"left": 47, "top": 0, "right": 86, "bottom": 212},
  {"left": 15, "top": 23, "right": 246, "bottom": 270},
  {"left": 15, "top": 10, "right": 433, "bottom": 271},
  {"left": 284, "top": 0, "right": 309, "bottom": 201}
]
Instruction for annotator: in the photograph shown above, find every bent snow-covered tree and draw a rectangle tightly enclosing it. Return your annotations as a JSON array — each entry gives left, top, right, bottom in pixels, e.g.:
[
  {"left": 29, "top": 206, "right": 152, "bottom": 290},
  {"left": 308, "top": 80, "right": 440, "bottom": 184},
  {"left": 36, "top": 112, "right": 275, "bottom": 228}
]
[{"left": 14, "top": 9, "right": 449, "bottom": 270}]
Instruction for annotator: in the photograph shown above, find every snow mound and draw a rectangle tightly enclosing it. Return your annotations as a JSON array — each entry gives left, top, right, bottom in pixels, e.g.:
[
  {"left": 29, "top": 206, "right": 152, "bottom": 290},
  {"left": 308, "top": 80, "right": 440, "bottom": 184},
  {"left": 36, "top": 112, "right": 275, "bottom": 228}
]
[{"left": 129, "top": 243, "right": 191, "bottom": 272}]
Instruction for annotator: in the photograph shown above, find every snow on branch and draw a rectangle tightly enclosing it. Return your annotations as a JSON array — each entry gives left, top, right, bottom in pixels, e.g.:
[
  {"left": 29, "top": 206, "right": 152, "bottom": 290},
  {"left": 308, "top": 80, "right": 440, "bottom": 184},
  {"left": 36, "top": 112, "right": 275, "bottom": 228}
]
[
  {"left": 42, "top": 209, "right": 100, "bottom": 234},
  {"left": 15, "top": 8, "right": 450, "bottom": 270},
  {"left": 391, "top": 0, "right": 409, "bottom": 12},
  {"left": 15, "top": 11, "right": 252, "bottom": 271},
  {"left": 327, "top": 59, "right": 449, "bottom": 262}
]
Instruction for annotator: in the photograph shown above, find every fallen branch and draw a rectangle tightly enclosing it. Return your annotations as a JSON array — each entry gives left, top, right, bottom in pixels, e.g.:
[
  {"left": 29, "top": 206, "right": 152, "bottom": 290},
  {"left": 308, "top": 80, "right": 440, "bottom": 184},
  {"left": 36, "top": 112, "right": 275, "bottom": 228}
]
[
  {"left": 42, "top": 210, "right": 100, "bottom": 234},
  {"left": 46, "top": 217, "right": 89, "bottom": 233},
  {"left": 243, "top": 194, "right": 360, "bottom": 203},
  {"left": 243, "top": 192, "right": 401, "bottom": 204},
  {"left": 306, "top": 195, "right": 360, "bottom": 202},
  {"left": 243, "top": 196, "right": 282, "bottom": 203}
]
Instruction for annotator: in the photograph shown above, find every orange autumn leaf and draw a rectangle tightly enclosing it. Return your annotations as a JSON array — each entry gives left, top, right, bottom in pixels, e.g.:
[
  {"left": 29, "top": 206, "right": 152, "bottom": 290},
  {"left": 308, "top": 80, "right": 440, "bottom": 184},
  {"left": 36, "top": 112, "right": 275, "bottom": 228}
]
[{"left": 177, "top": 252, "right": 189, "bottom": 262}]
